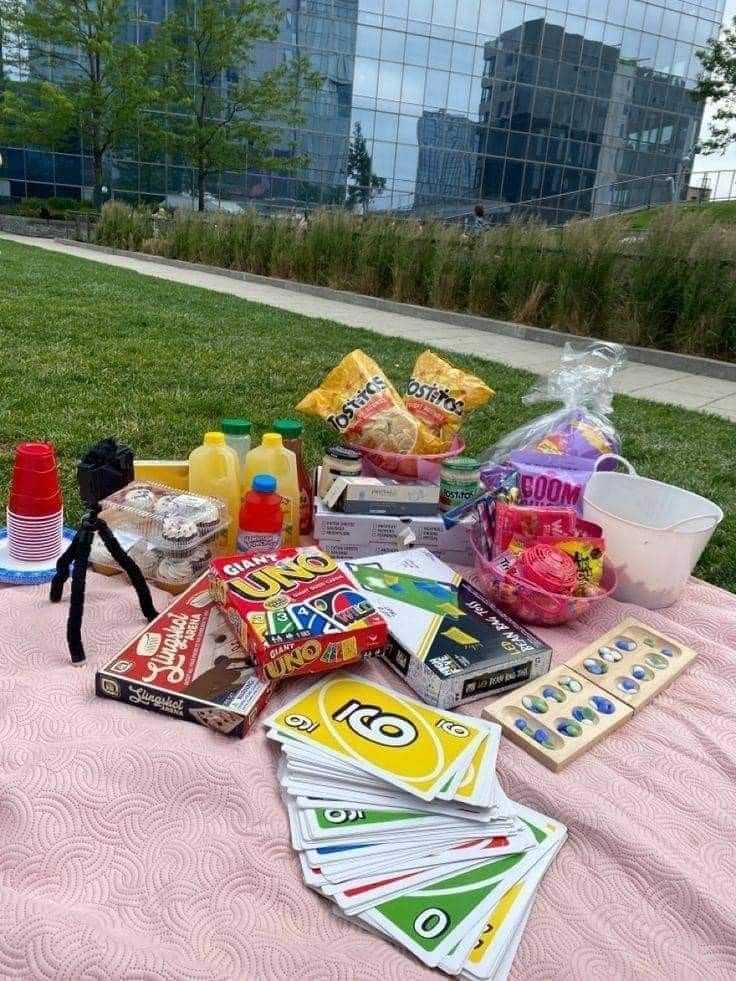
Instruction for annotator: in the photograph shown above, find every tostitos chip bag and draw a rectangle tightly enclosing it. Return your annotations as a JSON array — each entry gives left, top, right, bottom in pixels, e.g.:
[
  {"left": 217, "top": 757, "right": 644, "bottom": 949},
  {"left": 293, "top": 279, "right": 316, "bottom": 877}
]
[
  {"left": 404, "top": 351, "right": 494, "bottom": 452},
  {"left": 297, "top": 350, "right": 436, "bottom": 454}
]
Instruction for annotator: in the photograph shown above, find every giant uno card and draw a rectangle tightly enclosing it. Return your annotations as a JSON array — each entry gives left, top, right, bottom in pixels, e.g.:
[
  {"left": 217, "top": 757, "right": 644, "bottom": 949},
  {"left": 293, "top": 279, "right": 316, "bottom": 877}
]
[{"left": 266, "top": 674, "right": 486, "bottom": 801}]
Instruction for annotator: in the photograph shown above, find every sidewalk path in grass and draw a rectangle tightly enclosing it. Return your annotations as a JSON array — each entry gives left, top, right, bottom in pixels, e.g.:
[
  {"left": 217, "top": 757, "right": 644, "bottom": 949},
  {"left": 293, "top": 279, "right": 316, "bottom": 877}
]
[{"left": 4, "top": 231, "right": 736, "bottom": 421}]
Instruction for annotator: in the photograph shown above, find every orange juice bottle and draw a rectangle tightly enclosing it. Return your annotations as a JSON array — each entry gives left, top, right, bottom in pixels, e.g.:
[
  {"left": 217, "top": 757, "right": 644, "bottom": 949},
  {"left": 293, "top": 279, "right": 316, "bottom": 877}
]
[
  {"left": 242, "top": 433, "right": 300, "bottom": 547},
  {"left": 272, "top": 418, "right": 313, "bottom": 536},
  {"left": 189, "top": 432, "right": 241, "bottom": 552}
]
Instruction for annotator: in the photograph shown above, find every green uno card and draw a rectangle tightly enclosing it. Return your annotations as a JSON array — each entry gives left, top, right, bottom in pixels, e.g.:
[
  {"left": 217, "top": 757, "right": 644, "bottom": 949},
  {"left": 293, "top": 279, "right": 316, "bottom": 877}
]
[{"left": 361, "top": 810, "right": 564, "bottom": 967}]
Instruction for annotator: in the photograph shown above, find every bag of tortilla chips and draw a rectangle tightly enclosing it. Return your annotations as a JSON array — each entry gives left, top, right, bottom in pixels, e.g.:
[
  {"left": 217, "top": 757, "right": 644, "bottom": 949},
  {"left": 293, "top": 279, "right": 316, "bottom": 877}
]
[
  {"left": 404, "top": 351, "right": 494, "bottom": 452},
  {"left": 297, "top": 350, "right": 435, "bottom": 454}
]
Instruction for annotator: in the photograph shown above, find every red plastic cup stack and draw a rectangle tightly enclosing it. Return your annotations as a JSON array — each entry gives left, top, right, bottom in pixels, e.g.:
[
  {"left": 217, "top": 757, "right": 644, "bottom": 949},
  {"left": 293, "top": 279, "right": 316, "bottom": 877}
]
[{"left": 6, "top": 442, "right": 64, "bottom": 563}]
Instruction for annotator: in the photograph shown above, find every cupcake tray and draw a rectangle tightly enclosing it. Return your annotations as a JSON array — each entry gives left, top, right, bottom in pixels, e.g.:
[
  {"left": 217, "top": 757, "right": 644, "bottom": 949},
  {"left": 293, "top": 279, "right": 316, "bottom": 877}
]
[{"left": 93, "top": 481, "right": 229, "bottom": 593}]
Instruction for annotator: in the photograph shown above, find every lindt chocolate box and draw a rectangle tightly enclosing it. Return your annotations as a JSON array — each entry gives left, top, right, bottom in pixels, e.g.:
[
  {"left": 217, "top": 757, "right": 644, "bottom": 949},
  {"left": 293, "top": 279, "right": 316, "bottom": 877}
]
[
  {"left": 96, "top": 575, "right": 274, "bottom": 737},
  {"left": 208, "top": 547, "right": 388, "bottom": 682}
]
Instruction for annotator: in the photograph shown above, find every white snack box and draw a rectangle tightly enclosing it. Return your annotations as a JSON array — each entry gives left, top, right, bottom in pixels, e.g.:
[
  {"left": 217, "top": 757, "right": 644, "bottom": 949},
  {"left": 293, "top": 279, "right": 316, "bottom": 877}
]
[{"left": 313, "top": 497, "right": 473, "bottom": 551}]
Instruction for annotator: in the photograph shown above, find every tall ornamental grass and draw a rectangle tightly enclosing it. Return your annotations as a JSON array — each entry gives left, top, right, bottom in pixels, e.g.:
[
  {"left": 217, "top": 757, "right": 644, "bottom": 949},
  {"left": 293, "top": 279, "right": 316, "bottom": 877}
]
[{"left": 95, "top": 202, "right": 736, "bottom": 361}]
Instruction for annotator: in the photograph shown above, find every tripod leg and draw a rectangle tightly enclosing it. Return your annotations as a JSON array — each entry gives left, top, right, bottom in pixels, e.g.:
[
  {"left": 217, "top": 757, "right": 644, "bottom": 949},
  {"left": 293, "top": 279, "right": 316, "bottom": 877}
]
[
  {"left": 66, "top": 529, "right": 93, "bottom": 664},
  {"left": 97, "top": 520, "right": 158, "bottom": 622},
  {"left": 50, "top": 534, "right": 78, "bottom": 603}
]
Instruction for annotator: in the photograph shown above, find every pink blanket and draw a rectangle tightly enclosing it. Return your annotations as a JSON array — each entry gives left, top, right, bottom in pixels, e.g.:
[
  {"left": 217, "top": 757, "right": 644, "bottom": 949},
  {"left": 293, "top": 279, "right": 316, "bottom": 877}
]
[{"left": 1, "top": 574, "right": 735, "bottom": 980}]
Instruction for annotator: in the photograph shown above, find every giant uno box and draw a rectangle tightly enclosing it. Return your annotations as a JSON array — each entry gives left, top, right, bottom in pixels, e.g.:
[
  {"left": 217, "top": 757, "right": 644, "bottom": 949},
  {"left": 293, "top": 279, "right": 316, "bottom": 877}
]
[{"left": 344, "top": 548, "right": 552, "bottom": 709}]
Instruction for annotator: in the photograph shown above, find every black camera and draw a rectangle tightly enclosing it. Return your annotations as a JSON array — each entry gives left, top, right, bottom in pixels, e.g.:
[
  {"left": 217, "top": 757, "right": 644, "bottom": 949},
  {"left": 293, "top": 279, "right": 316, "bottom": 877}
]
[
  {"left": 52, "top": 435, "right": 157, "bottom": 664},
  {"left": 77, "top": 437, "right": 135, "bottom": 508}
]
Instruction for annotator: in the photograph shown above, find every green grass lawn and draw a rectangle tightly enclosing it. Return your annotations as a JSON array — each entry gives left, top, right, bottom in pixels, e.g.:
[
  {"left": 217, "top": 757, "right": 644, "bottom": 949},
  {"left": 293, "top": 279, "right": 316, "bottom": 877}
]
[
  {"left": 621, "top": 199, "right": 736, "bottom": 231},
  {"left": 1, "top": 237, "right": 733, "bottom": 592}
]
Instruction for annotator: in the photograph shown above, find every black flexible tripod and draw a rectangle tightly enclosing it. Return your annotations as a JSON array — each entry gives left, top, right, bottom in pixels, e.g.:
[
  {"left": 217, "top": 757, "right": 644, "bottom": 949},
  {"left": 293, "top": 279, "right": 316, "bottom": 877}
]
[{"left": 49, "top": 438, "right": 158, "bottom": 665}]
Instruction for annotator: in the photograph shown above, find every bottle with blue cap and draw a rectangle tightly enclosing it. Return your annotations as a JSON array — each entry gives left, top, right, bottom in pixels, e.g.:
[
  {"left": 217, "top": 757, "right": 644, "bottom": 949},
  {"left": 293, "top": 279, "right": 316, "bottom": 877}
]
[{"left": 237, "top": 472, "right": 284, "bottom": 554}]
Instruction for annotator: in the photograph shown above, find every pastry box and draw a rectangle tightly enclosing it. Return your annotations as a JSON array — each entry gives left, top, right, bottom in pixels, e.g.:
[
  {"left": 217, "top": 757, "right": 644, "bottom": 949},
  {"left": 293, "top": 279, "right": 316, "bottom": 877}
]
[
  {"left": 93, "top": 480, "right": 228, "bottom": 593},
  {"left": 96, "top": 575, "right": 274, "bottom": 737}
]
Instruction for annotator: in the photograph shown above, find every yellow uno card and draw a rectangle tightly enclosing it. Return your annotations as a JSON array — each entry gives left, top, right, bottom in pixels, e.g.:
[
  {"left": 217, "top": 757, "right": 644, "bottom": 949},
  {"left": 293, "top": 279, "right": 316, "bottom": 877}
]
[
  {"left": 267, "top": 674, "right": 486, "bottom": 801},
  {"left": 466, "top": 880, "right": 524, "bottom": 967},
  {"left": 452, "top": 733, "right": 496, "bottom": 807}
]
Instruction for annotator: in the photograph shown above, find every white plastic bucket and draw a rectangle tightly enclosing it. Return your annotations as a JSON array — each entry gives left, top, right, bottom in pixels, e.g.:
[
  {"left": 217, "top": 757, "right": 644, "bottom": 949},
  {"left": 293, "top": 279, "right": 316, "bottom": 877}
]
[{"left": 583, "top": 455, "right": 723, "bottom": 609}]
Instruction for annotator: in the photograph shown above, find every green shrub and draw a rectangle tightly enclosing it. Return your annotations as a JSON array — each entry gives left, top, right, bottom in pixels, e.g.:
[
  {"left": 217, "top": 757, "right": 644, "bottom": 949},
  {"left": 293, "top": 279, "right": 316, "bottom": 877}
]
[
  {"left": 93, "top": 203, "right": 736, "bottom": 361},
  {"left": 95, "top": 201, "right": 152, "bottom": 250},
  {"left": 551, "top": 219, "right": 621, "bottom": 335},
  {"left": 354, "top": 218, "right": 401, "bottom": 298},
  {"left": 429, "top": 227, "right": 471, "bottom": 311},
  {"left": 9, "top": 196, "right": 98, "bottom": 219}
]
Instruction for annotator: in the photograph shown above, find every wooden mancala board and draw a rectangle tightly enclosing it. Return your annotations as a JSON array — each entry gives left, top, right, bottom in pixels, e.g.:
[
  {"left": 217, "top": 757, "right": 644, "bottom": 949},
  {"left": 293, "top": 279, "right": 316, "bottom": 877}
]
[{"left": 483, "top": 617, "right": 697, "bottom": 771}]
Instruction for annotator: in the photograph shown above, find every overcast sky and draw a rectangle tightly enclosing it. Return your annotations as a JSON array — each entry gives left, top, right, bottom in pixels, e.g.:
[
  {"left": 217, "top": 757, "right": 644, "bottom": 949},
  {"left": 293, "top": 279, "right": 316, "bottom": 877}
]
[{"left": 694, "top": 0, "right": 736, "bottom": 177}]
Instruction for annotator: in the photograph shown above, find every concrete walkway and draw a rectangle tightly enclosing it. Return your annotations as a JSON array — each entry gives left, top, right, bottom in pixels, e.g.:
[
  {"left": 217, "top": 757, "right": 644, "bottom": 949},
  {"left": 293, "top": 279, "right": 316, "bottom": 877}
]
[{"left": 3, "top": 231, "right": 736, "bottom": 422}]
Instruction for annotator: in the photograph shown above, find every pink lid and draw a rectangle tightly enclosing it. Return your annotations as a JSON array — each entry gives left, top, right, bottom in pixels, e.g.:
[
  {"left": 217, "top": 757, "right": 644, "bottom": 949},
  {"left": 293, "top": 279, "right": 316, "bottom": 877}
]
[{"left": 518, "top": 544, "right": 578, "bottom": 595}]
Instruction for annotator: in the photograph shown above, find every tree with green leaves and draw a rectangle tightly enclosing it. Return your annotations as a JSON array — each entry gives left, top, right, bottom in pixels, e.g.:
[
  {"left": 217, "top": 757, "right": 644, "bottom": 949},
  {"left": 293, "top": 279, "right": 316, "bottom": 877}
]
[
  {"left": 345, "top": 121, "right": 385, "bottom": 214},
  {"left": 694, "top": 17, "right": 736, "bottom": 153},
  {"left": 0, "top": 0, "right": 24, "bottom": 91},
  {"left": 155, "top": 0, "right": 320, "bottom": 212},
  {"left": 0, "top": 0, "right": 160, "bottom": 204}
]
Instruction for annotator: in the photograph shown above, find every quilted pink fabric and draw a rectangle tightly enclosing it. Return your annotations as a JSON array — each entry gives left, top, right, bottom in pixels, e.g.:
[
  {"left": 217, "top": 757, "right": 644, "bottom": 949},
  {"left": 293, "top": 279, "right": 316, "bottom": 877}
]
[{"left": 1, "top": 573, "right": 735, "bottom": 980}]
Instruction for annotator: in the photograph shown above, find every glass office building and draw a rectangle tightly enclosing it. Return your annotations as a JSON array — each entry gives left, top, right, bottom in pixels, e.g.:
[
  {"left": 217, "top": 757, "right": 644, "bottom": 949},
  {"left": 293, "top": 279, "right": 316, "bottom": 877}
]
[{"left": 0, "top": 0, "right": 726, "bottom": 218}]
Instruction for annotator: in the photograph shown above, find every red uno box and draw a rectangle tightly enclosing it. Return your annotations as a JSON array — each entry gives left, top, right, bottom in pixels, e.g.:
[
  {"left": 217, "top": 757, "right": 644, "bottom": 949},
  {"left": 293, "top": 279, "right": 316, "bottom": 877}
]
[
  {"left": 96, "top": 575, "right": 274, "bottom": 737},
  {"left": 208, "top": 546, "right": 388, "bottom": 682}
]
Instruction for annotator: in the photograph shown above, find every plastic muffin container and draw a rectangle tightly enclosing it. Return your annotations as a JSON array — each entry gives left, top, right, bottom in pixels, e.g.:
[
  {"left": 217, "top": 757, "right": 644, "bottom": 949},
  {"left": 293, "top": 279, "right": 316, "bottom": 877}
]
[{"left": 93, "top": 481, "right": 228, "bottom": 593}]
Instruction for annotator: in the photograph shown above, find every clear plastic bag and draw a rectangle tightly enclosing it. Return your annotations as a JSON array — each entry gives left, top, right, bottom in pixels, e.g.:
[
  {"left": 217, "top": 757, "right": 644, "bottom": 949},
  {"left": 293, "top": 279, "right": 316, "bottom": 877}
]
[{"left": 481, "top": 342, "right": 627, "bottom": 511}]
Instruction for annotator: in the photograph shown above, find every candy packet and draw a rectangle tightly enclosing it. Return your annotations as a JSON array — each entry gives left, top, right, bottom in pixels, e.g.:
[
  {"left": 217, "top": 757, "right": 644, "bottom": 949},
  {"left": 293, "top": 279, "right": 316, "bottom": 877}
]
[
  {"left": 297, "top": 350, "right": 435, "bottom": 454},
  {"left": 493, "top": 503, "right": 578, "bottom": 555},
  {"left": 404, "top": 350, "right": 494, "bottom": 452},
  {"left": 506, "top": 517, "right": 605, "bottom": 589}
]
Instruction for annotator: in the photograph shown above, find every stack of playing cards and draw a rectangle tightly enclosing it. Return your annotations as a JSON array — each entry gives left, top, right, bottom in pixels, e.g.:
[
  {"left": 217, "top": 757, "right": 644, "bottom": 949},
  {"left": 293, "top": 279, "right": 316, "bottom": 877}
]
[{"left": 265, "top": 674, "right": 566, "bottom": 979}]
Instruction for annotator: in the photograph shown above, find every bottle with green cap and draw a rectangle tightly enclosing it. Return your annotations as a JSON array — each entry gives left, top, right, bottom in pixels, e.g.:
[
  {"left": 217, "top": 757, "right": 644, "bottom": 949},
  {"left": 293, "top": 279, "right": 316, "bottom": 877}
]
[
  {"left": 188, "top": 431, "right": 241, "bottom": 551},
  {"left": 272, "top": 418, "right": 313, "bottom": 536},
  {"left": 221, "top": 418, "right": 251, "bottom": 491},
  {"left": 242, "top": 432, "right": 300, "bottom": 546}
]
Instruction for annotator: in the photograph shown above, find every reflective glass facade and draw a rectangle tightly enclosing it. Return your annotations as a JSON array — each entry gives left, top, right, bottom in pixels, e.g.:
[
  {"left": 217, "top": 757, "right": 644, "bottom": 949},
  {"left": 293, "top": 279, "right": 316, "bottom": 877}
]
[{"left": 0, "top": 0, "right": 726, "bottom": 217}]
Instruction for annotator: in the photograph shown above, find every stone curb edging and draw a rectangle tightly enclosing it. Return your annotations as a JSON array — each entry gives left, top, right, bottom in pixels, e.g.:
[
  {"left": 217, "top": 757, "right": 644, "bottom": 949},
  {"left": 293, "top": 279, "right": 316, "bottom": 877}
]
[{"left": 56, "top": 238, "right": 736, "bottom": 382}]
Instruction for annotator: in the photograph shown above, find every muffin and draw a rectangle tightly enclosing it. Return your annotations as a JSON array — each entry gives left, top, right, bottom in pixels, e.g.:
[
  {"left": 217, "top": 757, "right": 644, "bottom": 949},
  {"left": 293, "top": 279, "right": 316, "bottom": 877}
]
[
  {"left": 124, "top": 486, "right": 156, "bottom": 513},
  {"left": 128, "top": 540, "right": 160, "bottom": 578},
  {"left": 170, "top": 494, "right": 209, "bottom": 517},
  {"left": 189, "top": 545, "right": 212, "bottom": 573},
  {"left": 89, "top": 533, "right": 119, "bottom": 569},
  {"left": 157, "top": 556, "right": 196, "bottom": 584},
  {"left": 161, "top": 516, "right": 198, "bottom": 550},
  {"left": 154, "top": 494, "right": 180, "bottom": 517},
  {"left": 193, "top": 502, "right": 220, "bottom": 534}
]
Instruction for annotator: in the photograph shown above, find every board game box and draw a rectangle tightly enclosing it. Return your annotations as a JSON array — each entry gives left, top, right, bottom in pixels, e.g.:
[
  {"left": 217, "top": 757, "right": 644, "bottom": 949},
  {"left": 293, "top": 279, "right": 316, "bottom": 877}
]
[
  {"left": 96, "top": 575, "right": 274, "bottom": 737},
  {"left": 345, "top": 549, "right": 552, "bottom": 708},
  {"left": 208, "top": 547, "right": 388, "bottom": 682}
]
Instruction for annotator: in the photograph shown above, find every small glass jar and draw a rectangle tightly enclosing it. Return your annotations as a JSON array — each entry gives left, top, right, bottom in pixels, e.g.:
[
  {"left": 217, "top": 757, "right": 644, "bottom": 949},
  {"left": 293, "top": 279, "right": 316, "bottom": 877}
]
[
  {"left": 318, "top": 446, "right": 363, "bottom": 499},
  {"left": 439, "top": 456, "right": 480, "bottom": 512}
]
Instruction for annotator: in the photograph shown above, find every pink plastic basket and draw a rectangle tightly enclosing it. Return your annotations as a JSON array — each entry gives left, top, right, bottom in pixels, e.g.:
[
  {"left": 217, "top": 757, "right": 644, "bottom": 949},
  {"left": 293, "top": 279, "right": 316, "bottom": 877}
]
[
  {"left": 353, "top": 436, "right": 466, "bottom": 484},
  {"left": 471, "top": 528, "right": 617, "bottom": 627}
]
